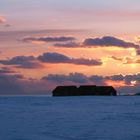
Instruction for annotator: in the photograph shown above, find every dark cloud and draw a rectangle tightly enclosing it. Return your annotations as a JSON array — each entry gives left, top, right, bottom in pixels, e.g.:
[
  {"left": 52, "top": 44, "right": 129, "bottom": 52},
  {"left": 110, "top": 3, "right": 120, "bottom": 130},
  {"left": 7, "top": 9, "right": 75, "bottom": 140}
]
[
  {"left": 0, "top": 72, "right": 24, "bottom": 79},
  {"left": 117, "top": 85, "right": 140, "bottom": 94},
  {"left": 43, "top": 73, "right": 88, "bottom": 83},
  {"left": 43, "top": 73, "right": 106, "bottom": 86},
  {"left": 0, "top": 67, "right": 15, "bottom": 74},
  {"left": 42, "top": 73, "right": 140, "bottom": 94},
  {"left": 23, "top": 36, "right": 75, "bottom": 43},
  {"left": 136, "top": 49, "right": 140, "bottom": 55},
  {"left": 1, "top": 71, "right": 140, "bottom": 95},
  {"left": 89, "top": 75, "right": 105, "bottom": 85},
  {"left": 42, "top": 74, "right": 68, "bottom": 82},
  {"left": 123, "top": 74, "right": 140, "bottom": 85},
  {"left": 83, "top": 36, "right": 140, "bottom": 49},
  {"left": 0, "top": 67, "right": 53, "bottom": 95},
  {"left": 0, "top": 52, "right": 102, "bottom": 68},
  {"left": 89, "top": 75, "right": 104, "bottom": 81},
  {"left": 0, "top": 56, "right": 43, "bottom": 69},
  {"left": 108, "top": 74, "right": 124, "bottom": 81},
  {"left": 38, "top": 52, "right": 70, "bottom": 63},
  {"left": 0, "top": 73, "right": 25, "bottom": 95},
  {"left": 0, "top": 72, "right": 52, "bottom": 95},
  {"left": 54, "top": 42, "right": 81, "bottom": 48},
  {"left": 38, "top": 52, "right": 102, "bottom": 66},
  {"left": 71, "top": 58, "right": 102, "bottom": 66}
]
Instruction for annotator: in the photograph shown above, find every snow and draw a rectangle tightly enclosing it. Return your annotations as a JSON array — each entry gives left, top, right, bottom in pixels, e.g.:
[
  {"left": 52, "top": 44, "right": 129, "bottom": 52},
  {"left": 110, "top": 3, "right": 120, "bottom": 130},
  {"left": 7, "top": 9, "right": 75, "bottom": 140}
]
[{"left": 0, "top": 96, "right": 140, "bottom": 140}]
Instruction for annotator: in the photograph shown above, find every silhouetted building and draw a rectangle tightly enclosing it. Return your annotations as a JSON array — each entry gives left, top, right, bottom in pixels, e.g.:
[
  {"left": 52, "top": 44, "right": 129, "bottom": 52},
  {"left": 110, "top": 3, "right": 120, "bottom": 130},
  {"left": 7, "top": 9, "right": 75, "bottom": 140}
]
[
  {"left": 52, "top": 86, "right": 78, "bottom": 96},
  {"left": 52, "top": 85, "right": 117, "bottom": 96},
  {"left": 96, "top": 86, "right": 117, "bottom": 96},
  {"left": 78, "top": 85, "right": 97, "bottom": 95}
]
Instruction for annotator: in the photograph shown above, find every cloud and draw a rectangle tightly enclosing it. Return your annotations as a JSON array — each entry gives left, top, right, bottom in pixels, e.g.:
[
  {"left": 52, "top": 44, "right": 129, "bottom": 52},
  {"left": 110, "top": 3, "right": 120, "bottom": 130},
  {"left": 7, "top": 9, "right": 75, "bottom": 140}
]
[
  {"left": 0, "top": 72, "right": 52, "bottom": 95},
  {"left": 0, "top": 16, "right": 6, "bottom": 24},
  {"left": 38, "top": 52, "right": 70, "bottom": 63},
  {"left": 83, "top": 36, "right": 140, "bottom": 49},
  {"left": 136, "top": 49, "right": 140, "bottom": 55},
  {"left": 0, "top": 52, "right": 102, "bottom": 68},
  {"left": 0, "top": 67, "right": 15, "bottom": 74},
  {"left": 108, "top": 74, "right": 124, "bottom": 81},
  {"left": 124, "top": 57, "right": 140, "bottom": 64},
  {"left": 38, "top": 52, "right": 102, "bottom": 66},
  {"left": 135, "top": 36, "right": 140, "bottom": 43},
  {"left": 0, "top": 67, "right": 53, "bottom": 95},
  {"left": 49, "top": 73, "right": 132, "bottom": 86},
  {"left": 1, "top": 71, "right": 140, "bottom": 95},
  {"left": 124, "top": 74, "right": 138, "bottom": 85},
  {"left": 110, "top": 56, "right": 123, "bottom": 61},
  {"left": 23, "top": 36, "right": 76, "bottom": 43},
  {"left": 72, "top": 58, "right": 102, "bottom": 66},
  {"left": 110, "top": 56, "right": 140, "bottom": 64},
  {"left": 0, "top": 72, "right": 25, "bottom": 95},
  {"left": 0, "top": 56, "right": 43, "bottom": 69},
  {"left": 43, "top": 73, "right": 105, "bottom": 86},
  {"left": 54, "top": 42, "right": 81, "bottom": 48},
  {"left": 42, "top": 73, "right": 140, "bottom": 94},
  {"left": 22, "top": 35, "right": 140, "bottom": 56},
  {"left": 42, "top": 73, "right": 88, "bottom": 83}
]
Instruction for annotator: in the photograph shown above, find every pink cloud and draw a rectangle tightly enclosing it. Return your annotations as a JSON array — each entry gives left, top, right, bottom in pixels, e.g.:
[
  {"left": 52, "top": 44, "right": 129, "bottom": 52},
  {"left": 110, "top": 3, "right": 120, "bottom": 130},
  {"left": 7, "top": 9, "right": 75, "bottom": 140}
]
[{"left": 0, "top": 16, "right": 6, "bottom": 23}]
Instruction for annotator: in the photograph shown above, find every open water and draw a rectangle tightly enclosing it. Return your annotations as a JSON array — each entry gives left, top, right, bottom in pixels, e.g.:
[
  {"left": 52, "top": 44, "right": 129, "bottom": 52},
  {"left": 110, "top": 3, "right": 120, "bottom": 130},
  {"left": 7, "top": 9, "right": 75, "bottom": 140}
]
[{"left": 0, "top": 96, "right": 140, "bottom": 140}]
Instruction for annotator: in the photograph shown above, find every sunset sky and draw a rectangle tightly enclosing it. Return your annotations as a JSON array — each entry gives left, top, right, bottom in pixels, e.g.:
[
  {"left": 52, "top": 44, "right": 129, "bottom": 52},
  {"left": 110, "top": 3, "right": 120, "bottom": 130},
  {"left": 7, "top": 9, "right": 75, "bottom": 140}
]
[{"left": 1, "top": 0, "right": 140, "bottom": 95}]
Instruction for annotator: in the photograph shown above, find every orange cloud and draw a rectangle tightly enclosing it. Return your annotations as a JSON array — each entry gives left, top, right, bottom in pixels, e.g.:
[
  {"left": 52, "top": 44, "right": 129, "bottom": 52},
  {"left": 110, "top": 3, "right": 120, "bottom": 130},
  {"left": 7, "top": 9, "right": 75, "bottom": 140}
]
[
  {"left": 110, "top": 56, "right": 140, "bottom": 65},
  {"left": 105, "top": 80, "right": 126, "bottom": 88},
  {"left": 135, "top": 36, "right": 140, "bottom": 44}
]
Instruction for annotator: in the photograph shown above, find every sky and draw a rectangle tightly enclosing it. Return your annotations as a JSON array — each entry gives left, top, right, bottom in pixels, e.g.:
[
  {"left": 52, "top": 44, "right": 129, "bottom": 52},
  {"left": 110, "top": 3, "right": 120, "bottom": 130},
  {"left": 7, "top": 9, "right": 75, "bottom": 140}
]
[{"left": 0, "top": 0, "right": 140, "bottom": 95}]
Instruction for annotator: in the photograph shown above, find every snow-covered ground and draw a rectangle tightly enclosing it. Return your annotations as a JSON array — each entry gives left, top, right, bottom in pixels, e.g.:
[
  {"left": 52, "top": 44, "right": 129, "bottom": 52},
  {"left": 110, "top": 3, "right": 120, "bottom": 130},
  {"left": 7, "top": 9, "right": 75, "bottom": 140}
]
[{"left": 0, "top": 96, "right": 140, "bottom": 140}]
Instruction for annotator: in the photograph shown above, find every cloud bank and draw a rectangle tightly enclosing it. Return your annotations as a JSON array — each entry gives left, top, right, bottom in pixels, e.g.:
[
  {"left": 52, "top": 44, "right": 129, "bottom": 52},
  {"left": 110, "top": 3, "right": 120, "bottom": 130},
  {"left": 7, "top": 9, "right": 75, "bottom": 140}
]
[
  {"left": 0, "top": 52, "right": 102, "bottom": 68},
  {"left": 38, "top": 52, "right": 102, "bottom": 66},
  {"left": 83, "top": 36, "right": 140, "bottom": 49},
  {"left": 0, "top": 56, "right": 43, "bottom": 69},
  {"left": 22, "top": 35, "right": 140, "bottom": 56},
  {"left": 0, "top": 70, "right": 140, "bottom": 95},
  {"left": 54, "top": 42, "right": 81, "bottom": 48},
  {"left": 42, "top": 73, "right": 140, "bottom": 94},
  {"left": 23, "top": 36, "right": 76, "bottom": 43}
]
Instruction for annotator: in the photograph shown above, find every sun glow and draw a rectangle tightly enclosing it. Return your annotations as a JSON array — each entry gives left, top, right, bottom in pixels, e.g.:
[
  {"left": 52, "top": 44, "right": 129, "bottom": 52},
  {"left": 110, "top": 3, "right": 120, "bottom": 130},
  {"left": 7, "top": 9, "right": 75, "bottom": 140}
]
[
  {"left": 131, "top": 51, "right": 137, "bottom": 56},
  {"left": 130, "top": 80, "right": 137, "bottom": 86},
  {"left": 105, "top": 80, "right": 126, "bottom": 87},
  {"left": 130, "top": 64, "right": 137, "bottom": 68}
]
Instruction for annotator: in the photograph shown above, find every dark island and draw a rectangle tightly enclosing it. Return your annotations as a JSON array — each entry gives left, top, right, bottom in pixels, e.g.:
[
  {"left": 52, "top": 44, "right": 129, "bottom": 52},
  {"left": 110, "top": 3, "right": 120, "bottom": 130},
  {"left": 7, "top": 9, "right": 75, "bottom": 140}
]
[
  {"left": 135, "top": 92, "right": 140, "bottom": 96},
  {"left": 52, "top": 85, "right": 117, "bottom": 96}
]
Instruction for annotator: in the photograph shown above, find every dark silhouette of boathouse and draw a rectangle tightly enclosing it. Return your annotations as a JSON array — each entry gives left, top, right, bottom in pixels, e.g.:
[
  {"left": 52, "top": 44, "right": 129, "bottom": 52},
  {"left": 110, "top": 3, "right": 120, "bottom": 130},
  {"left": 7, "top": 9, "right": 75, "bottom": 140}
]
[{"left": 52, "top": 85, "right": 117, "bottom": 96}]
